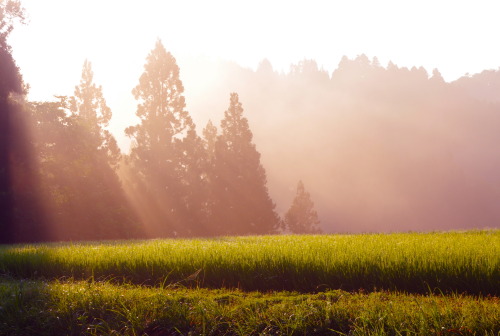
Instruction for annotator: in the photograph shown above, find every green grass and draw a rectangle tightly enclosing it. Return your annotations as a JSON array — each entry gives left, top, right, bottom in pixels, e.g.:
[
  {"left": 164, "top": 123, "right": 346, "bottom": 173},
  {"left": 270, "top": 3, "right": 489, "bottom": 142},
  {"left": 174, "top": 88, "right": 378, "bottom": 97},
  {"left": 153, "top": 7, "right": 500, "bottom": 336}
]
[
  {"left": 0, "top": 278, "right": 498, "bottom": 336},
  {"left": 1, "top": 231, "right": 499, "bottom": 294},
  {"left": 0, "top": 231, "right": 499, "bottom": 335}
]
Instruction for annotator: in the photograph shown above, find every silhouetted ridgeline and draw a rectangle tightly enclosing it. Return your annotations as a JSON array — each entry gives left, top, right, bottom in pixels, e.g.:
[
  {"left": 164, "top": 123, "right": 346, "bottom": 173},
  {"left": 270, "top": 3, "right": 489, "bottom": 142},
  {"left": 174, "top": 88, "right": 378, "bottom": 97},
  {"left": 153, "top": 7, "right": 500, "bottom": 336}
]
[{"left": 179, "top": 55, "right": 500, "bottom": 233}]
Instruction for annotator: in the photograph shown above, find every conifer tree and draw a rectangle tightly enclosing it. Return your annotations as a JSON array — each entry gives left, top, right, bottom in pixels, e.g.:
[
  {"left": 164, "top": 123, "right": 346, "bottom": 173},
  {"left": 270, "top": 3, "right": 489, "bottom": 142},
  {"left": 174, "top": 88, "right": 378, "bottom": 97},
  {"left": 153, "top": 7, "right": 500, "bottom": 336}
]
[
  {"left": 125, "top": 40, "right": 200, "bottom": 236},
  {"left": 284, "top": 180, "right": 322, "bottom": 234},
  {"left": 70, "top": 59, "right": 120, "bottom": 166},
  {"left": 203, "top": 120, "right": 217, "bottom": 164},
  {"left": 212, "top": 93, "right": 279, "bottom": 235},
  {"left": 201, "top": 120, "right": 218, "bottom": 232},
  {"left": 431, "top": 68, "right": 445, "bottom": 83},
  {"left": 177, "top": 125, "right": 210, "bottom": 236}
]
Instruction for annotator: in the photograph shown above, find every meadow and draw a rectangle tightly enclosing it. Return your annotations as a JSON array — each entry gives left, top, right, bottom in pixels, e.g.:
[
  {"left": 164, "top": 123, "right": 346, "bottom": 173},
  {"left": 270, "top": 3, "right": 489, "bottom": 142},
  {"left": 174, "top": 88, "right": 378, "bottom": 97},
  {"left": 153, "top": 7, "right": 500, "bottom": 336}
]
[
  {"left": 1, "top": 279, "right": 498, "bottom": 335},
  {"left": 0, "top": 231, "right": 499, "bottom": 335},
  {"left": 1, "top": 231, "right": 498, "bottom": 294}
]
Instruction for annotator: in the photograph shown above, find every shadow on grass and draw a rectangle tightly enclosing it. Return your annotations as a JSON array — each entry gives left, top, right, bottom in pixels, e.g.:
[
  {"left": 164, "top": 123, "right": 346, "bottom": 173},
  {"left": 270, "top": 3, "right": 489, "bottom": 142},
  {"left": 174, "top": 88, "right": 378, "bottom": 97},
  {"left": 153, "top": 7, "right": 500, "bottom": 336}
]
[{"left": 1, "top": 237, "right": 498, "bottom": 297}]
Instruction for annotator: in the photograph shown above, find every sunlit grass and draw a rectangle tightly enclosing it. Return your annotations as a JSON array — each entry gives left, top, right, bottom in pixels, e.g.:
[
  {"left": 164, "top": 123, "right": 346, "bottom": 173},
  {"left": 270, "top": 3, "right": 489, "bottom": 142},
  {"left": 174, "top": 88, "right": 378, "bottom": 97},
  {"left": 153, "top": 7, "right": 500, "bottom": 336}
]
[
  {"left": 1, "top": 230, "right": 498, "bottom": 294},
  {"left": 0, "top": 278, "right": 498, "bottom": 336}
]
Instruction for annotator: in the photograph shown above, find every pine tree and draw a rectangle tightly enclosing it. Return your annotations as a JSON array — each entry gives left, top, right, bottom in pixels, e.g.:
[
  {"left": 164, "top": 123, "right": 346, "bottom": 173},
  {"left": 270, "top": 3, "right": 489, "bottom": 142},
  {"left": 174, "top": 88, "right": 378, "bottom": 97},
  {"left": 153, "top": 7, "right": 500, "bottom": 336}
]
[
  {"left": 203, "top": 120, "right": 217, "bottom": 164},
  {"left": 201, "top": 120, "right": 218, "bottom": 233},
  {"left": 70, "top": 59, "right": 120, "bottom": 166},
  {"left": 177, "top": 125, "right": 210, "bottom": 236},
  {"left": 211, "top": 93, "right": 279, "bottom": 235},
  {"left": 125, "top": 40, "right": 200, "bottom": 236},
  {"left": 431, "top": 68, "right": 445, "bottom": 83},
  {"left": 284, "top": 181, "right": 322, "bottom": 234}
]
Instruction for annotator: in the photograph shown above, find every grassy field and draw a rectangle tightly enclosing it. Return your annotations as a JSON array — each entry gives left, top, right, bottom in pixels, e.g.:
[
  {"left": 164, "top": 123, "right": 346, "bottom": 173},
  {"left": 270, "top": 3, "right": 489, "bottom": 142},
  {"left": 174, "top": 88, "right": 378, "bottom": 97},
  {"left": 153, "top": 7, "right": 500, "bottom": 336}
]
[
  {"left": 0, "top": 231, "right": 499, "bottom": 335},
  {"left": 1, "top": 231, "right": 498, "bottom": 294},
  {"left": 0, "top": 278, "right": 498, "bottom": 335}
]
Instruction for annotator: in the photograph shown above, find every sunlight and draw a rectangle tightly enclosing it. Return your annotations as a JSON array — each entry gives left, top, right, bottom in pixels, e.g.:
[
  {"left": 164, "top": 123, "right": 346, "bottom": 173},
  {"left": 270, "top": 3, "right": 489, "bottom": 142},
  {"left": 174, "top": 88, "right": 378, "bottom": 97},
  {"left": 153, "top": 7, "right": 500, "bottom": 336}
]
[
  {"left": 3, "top": 0, "right": 500, "bottom": 241},
  {"left": 10, "top": 0, "right": 500, "bottom": 155},
  {"left": 3, "top": 1, "right": 500, "bottom": 334}
]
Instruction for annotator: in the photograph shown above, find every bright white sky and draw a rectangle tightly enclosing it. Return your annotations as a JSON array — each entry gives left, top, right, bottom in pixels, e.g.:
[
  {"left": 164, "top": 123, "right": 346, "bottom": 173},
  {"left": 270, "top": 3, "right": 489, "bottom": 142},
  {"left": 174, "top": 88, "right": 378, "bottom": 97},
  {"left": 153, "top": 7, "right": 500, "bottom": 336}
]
[{"left": 8, "top": 0, "right": 500, "bottom": 148}]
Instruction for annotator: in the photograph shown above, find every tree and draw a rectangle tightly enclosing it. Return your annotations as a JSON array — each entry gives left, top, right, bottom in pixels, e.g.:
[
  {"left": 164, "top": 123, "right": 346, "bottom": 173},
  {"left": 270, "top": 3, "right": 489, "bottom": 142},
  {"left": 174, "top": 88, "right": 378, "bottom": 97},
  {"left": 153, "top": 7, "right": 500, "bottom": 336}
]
[
  {"left": 0, "top": 0, "right": 33, "bottom": 243},
  {"left": 290, "top": 59, "right": 329, "bottom": 83},
  {"left": 202, "top": 120, "right": 217, "bottom": 164},
  {"left": 40, "top": 61, "right": 140, "bottom": 241},
  {"left": 431, "top": 68, "right": 445, "bottom": 83},
  {"left": 0, "top": 0, "right": 24, "bottom": 43},
  {"left": 257, "top": 58, "right": 273, "bottom": 74},
  {"left": 0, "top": 0, "right": 23, "bottom": 96},
  {"left": 125, "top": 40, "right": 199, "bottom": 236},
  {"left": 70, "top": 59, "right": 120, "bottom": 167},
  {"left": 211, "top": 93, "right": 279, "bottom": 235},
  {"left": 284, "top": 181, "right": 321, "bottom": 234},
  {"left": 28, "top": 95, "right": 140, "bottom": 242},
  {"left": 200, "top": 120, "right": 218, "bottom": 232}
]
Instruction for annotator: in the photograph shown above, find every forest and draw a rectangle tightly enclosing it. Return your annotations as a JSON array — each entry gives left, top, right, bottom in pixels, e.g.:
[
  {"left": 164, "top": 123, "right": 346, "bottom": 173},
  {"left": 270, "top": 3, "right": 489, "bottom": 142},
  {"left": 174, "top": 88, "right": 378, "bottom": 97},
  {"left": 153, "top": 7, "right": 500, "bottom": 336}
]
[
  {"left": 1, "top": 25, "right": 321, "bottom": 242},
  {"left": 2, "top": 1, "right": 500, "bottom": 243},
  {"left": 182, "top": 56, "right": 500, "bottom": 233}
]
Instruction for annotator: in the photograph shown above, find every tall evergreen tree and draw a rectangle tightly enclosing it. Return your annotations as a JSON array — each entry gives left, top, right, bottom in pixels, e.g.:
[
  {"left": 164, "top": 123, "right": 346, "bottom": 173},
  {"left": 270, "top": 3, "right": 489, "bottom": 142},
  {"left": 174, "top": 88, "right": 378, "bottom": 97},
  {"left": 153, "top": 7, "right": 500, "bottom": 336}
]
[
  {"left": 70, "top": 59, "right": 120, "bottom": 167},
  {"left": 284, "top": 180, "right": 321, "bottom": 234},
  {"left": 201, "top": 120, "right": 218, "bottom": 233},
  {"left": 203, "top": 120, "right": 217, "bottom": 164},
  {"left": 68, "top": 61, "right": 135, "bottom": 240},
  {"left": 211, "top": 93, "right": 279, "bottom": 235},
  {"left": 177, "top": 125, "right": 210, "bottom": 236},
  {"left": 125, "top": 40, "right": 200, "bottom": 236}
]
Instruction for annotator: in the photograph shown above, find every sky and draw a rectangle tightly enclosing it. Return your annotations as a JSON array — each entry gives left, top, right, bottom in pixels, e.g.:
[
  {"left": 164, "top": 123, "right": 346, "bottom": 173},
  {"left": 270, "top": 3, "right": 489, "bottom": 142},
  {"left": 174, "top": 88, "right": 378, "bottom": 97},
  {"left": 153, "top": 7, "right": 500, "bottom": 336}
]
[{"left": 8, "top": 0, "right": 500, "bottom": 149}]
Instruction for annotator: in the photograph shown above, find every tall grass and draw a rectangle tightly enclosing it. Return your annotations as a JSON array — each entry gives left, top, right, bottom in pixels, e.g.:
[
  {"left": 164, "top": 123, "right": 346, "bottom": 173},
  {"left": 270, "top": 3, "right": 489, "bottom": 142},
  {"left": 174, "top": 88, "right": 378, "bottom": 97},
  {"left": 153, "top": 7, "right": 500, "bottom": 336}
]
[
  {"left": 0, "top": 278, "right": 498, "bottom": 336},
  {"left": 1, "top": 231, "right": 498, "bottom": 294}
]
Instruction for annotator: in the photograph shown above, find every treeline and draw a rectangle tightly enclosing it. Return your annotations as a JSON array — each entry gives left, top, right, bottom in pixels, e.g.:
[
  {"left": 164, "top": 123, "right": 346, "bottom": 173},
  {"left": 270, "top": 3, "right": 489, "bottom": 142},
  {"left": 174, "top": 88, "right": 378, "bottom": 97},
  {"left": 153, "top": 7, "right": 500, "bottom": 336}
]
[
  {"left": 1, "top": 27, "right": 320, "bottom": 242},
  {"left": 181, "top": 55, "right": 500, "bottom": 233},
  {"left": 121, "top": 40, "right": 283, "bottom": 238},
  {"left": 4, "top": 1, "right": 500, "bottom": 241}
]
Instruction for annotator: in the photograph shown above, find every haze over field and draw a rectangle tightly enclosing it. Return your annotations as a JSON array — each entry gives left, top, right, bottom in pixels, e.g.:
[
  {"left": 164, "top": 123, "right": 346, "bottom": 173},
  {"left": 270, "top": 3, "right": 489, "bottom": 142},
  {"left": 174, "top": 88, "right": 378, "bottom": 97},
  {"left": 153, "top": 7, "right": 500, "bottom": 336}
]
[
  {"left": 2, "top": 0, "right": 500, "bottom": 242},
  {"left": 10, "top": 0, "right": 500, "bottom": 149}
]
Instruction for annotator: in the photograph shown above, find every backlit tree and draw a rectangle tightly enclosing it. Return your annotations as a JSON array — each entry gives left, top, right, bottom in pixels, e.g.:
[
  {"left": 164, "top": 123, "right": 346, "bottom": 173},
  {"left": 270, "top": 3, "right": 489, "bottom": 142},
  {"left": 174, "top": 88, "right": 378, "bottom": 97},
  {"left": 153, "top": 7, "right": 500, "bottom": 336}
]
[
  {"left": 284, "top": 181, "right": 322, "bottom": 234},
  {"left": 70, "top": 59, "right": 120, "bottom": 166},
  {"left": 29, "top": 99, "right": 139, "bottom": 241},
  {"left": 125, "top": 40, "right": 200, "bottom": 236},
  {"left": 0, "top": 0, "right": 44, "bottom": 243},
  {"left": 211, "top": 93, "right": 279, "bottom": 235}
]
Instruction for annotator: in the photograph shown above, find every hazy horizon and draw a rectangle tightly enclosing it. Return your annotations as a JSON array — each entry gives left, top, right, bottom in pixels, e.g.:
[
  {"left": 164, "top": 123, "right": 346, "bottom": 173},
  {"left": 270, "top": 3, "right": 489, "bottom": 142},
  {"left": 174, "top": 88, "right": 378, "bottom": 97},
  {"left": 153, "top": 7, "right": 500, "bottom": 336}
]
[
  {"left": 3, "top": 0, "right": 500, "bottom": 242},
  {"left": 10, "top": 1, "right": 500, "bottom": 154}
]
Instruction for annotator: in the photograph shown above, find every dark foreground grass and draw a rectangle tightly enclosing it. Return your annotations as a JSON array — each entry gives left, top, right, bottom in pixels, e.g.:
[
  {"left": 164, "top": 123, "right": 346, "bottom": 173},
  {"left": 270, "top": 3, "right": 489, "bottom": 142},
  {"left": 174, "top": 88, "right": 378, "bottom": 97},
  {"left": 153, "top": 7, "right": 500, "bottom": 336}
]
[
  {"left": 0, "top": 278, "right": 498, "bottom": 336},
  {"left": 1, "top": 231, "right": 499, "bottom": 294}
]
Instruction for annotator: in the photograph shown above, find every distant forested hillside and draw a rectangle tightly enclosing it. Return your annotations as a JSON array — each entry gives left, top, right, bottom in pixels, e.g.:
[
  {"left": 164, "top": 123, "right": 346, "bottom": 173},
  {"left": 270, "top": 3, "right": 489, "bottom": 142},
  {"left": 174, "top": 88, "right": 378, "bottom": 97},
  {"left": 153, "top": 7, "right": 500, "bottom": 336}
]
[{"left": 180, "top": 56, "right": 500, "bottom": 233}]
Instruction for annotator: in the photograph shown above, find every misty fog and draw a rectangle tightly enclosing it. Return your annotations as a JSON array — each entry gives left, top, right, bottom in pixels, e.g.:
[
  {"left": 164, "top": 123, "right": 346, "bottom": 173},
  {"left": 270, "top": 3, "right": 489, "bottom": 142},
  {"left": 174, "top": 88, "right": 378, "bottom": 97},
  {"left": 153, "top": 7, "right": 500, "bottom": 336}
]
[{"left": 176, "top": 55, "right": 500, "bottom": 233}]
